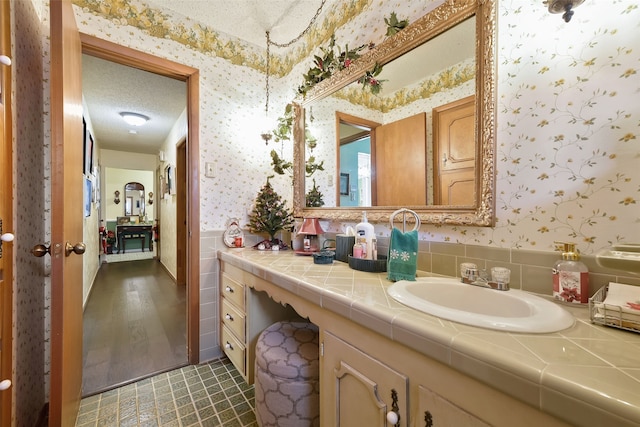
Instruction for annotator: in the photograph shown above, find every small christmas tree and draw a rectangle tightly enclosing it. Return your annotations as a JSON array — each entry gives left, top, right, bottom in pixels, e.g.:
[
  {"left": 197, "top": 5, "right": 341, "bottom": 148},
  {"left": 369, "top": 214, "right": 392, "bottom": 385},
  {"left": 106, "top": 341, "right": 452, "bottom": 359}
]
[
  {"left": 247, "top": 176, "right": 294, "bottom": 243},
  {"left": 306, "top": 179, "right": 325, "bottom": 207}
]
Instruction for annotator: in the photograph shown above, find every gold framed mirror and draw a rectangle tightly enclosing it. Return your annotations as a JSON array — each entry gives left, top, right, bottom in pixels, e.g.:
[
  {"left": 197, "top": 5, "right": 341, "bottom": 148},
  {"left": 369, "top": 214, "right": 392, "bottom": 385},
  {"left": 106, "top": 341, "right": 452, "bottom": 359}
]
[{"left": 292, "top": 0, "right": 496, "bottom": 225}]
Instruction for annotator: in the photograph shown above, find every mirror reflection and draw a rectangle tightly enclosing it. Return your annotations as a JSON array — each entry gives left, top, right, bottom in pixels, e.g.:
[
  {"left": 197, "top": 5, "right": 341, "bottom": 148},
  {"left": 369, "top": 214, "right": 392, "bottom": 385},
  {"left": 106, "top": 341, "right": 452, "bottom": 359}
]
[
  {"left": 293, "top": 0, "right": 496, "bottom": 225},
  {"left": 124, "top": 182, "right": 145, "bottom": 216},
  {"left": 309, "top": 15, "right": 475, "bottom": 208}
]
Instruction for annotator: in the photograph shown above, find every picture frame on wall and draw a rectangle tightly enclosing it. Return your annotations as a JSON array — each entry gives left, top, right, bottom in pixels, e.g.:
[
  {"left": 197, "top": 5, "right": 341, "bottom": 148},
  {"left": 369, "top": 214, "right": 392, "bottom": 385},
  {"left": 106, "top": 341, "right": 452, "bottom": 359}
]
[
  {"left": 83, "top": 118, "right": 94, "bottom": 176},
  {"left": 165, "top": 164, "right": 176, "bottom": 195},
  {"left": 84, "top": 177, "right": 92, "bottom": 217},
  {"left": 340, "top": 173, "right": 350, "bottom": 196},
  {"left": 82, "top": 118, "right": 87, "bottom": 174},
  {"left": 93, "top": 165, "right": 100, "bottom": 205}
]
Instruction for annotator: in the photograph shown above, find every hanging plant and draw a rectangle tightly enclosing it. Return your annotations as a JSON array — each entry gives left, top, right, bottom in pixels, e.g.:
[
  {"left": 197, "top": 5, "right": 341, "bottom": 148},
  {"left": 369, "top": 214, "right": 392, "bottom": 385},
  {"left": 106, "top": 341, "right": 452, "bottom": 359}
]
[
  {"left": 385, "top": 12, "right": 409, "bottom": 37},
  {"left": 269, "top": 104, "right": 324, "bottom": 178},
  {"left": 298, "top": 35, "right": 373, "bottom": 97},
  {"left": 306, "top": 179, "right": 325, "bottom": 207},
  {"left": 357, "top": 63, "right": 386, "bottom": 95}
]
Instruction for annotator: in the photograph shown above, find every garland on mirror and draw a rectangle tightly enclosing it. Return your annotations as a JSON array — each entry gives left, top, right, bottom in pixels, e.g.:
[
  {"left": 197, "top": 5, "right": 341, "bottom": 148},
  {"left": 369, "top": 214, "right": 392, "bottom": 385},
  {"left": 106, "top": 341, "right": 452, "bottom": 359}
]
[
  {"left": 296, "top": 13, "right": 408, "bottom": 97},
  {"left": 385, "top": 12, "right": 409, "bottom": 36},
  {"left": 297, "top": 35, "right": 374, "bottom": 97},
  {"left": 357, "top": 62, "right": 386, "bottom": 95}
]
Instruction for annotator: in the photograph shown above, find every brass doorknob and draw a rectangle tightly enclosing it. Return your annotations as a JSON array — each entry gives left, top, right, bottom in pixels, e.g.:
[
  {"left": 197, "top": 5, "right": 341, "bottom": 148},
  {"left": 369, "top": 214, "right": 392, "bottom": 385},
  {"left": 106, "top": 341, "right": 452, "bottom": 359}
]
[
  {"left": 65, "top": 242, "right": 86, "bottom": 257},
  {"left": 31, "top": 244, "right": 51, "bottom": 257}
]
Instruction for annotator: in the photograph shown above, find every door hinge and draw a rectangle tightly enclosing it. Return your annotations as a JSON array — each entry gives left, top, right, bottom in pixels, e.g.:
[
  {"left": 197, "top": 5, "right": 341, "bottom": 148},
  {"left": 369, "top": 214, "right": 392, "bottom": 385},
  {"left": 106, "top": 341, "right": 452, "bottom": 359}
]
[{"left": 320, "top": 341, "right": 324, "bottom": 357}]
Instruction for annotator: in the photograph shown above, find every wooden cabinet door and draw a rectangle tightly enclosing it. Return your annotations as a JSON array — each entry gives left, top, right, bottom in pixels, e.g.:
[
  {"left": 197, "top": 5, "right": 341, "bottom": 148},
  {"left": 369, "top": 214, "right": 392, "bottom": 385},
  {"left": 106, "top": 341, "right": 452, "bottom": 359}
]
[
  {"left": 418, "top": 384, "right": 490, "bottom": 427},
  {"left": 322, "top": 331, "right": 408, "bottom": 426},
  {"left": 433, "top": 95, "right": 476, "bottom": 205}
]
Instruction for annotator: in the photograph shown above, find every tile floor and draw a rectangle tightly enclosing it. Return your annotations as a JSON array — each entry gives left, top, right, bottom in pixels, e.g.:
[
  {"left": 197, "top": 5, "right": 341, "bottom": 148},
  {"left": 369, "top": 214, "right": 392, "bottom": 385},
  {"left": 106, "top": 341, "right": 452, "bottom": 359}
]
[{"left": 75, "top": 357, "right": 257, "bottom": 427}]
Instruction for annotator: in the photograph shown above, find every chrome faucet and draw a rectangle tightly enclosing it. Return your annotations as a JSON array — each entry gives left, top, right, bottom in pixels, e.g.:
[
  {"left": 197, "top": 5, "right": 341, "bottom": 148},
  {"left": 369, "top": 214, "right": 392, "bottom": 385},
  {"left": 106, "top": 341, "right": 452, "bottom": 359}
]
[{"left": 461, "top": 267, "right": 510, "bottom": 291}]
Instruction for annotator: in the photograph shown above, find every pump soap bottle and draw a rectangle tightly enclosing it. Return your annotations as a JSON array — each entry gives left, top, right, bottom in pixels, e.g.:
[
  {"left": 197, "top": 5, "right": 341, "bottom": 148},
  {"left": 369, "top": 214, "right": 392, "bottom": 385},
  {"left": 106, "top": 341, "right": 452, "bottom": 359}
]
[
  {"left": 355, "top": 211, "right": 375, "bottom": 260},
  {"left": 552, "top": 242, "right": 589, "bottom": 304}
]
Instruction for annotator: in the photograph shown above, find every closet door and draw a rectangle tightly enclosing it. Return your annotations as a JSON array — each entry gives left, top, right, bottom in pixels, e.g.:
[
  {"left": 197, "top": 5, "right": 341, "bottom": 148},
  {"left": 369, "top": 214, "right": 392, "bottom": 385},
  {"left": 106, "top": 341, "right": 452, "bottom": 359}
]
[
  {"left": 433, "top": 95, "right": 476, "bottom": 205},
  {"left": 374, "top": 113, "right": 427, "bottom": 206}
]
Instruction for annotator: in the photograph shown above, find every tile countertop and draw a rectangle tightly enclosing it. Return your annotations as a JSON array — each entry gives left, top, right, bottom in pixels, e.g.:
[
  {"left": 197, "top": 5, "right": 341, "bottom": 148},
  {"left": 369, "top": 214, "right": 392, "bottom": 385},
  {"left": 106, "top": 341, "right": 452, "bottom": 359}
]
[{"left": 218, "top": 249, "right": 640, "bottom": 427}]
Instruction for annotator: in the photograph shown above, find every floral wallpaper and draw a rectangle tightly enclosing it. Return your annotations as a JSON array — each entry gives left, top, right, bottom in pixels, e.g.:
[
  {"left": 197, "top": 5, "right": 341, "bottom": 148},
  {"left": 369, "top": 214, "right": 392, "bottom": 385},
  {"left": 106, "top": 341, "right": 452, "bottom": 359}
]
[
  {"left": 70, "top": 0, "right": 640, "bottom": 257},
  {"left": 13, "top": 0, "right": 47, "bottom": 424},
  {"left": 491, "top": 0, "right": 640, "bottom": 254},
  {"left": 8, "top": 0, "right": 639, "bottom": 422}
]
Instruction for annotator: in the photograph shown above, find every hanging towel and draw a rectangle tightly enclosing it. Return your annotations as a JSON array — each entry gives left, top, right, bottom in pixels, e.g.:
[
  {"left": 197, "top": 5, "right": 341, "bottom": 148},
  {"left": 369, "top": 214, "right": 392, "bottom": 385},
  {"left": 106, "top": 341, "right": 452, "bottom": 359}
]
[{"left": 387, "top": 228, "right": 418, "bottom": 281}]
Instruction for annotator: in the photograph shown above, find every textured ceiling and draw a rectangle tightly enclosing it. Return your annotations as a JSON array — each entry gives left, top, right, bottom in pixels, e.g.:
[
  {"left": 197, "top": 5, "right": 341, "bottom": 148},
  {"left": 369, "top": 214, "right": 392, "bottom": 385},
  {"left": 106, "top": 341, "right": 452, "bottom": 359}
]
[
  {"left": 83, "top": 0, "right": 331, "bottom": 155},
  {"left": 82, "top": 55, "right": 186, "bottom": 155},
  {"left": 146, "top": 0, "right": 336, "bottom": 49}
]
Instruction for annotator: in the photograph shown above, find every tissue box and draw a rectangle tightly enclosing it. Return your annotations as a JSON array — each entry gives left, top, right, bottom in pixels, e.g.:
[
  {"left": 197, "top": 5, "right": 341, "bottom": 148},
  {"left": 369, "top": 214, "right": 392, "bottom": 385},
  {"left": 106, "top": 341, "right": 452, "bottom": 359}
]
[{"left": 589, "top": 282, "right": 640, "bottom": 333}]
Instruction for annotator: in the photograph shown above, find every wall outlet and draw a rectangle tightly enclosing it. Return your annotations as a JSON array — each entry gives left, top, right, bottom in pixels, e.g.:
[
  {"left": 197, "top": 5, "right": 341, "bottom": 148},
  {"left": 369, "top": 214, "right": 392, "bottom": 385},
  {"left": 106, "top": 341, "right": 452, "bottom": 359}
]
[
  {"left": 327, "top": 174, "right": 334, "bottom": 187},
  {"left": 205, "top": 162, "right": 215, "bottom": 178}
]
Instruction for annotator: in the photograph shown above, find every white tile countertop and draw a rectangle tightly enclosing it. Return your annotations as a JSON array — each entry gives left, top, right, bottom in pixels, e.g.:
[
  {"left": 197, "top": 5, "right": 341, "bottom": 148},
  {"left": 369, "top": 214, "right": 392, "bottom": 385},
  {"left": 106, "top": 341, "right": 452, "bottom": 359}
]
[{"left": 218, "top": 248, "right": 640, "bottom": 426}]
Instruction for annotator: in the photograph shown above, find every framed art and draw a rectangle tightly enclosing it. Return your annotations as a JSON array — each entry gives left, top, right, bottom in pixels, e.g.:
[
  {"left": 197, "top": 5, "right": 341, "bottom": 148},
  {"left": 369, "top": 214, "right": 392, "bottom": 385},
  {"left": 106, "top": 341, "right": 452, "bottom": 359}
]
[
  {"left": 82, "top": 118, "right": 87, "bottom": 174},
  {"left": 165, "top": 164, "right": 176, "bottom": 195},
  {"left": 83, "top": 120, "right": 94, "bottom": 176},
  {"left": 84, "top": 177, "right": 92, "bottom": 217},
  {"left": 340, "top": 173, "right": 350, "bottom": 196}
]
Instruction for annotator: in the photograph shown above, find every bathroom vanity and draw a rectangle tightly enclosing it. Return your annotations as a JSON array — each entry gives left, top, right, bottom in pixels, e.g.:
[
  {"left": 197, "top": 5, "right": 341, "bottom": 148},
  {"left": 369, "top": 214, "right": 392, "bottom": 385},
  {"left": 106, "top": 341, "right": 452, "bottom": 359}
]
[{"left": 219, "top": 249, "right": 640, "bottom": 427}]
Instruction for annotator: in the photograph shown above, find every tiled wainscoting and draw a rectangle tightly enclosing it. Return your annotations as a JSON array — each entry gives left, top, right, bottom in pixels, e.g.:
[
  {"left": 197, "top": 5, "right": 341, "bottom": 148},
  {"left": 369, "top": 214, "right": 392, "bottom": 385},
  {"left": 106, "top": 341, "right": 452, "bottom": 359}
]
[{"left": 372, "top": 237, "right": 640, "bottom": 298}]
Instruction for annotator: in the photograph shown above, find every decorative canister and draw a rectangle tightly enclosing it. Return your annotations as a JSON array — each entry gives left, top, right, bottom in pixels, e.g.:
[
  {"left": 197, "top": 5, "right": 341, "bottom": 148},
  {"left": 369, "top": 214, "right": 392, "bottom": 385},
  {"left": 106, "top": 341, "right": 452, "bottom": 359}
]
[{"left": 335, "top": 234, "right": 355, "bottom": 263}]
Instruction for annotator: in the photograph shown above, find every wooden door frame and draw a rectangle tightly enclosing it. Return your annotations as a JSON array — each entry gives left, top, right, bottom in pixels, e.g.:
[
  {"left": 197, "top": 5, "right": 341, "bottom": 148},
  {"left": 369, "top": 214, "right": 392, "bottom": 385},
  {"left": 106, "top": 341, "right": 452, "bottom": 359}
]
[
  {"left": 0, "top": 0, "right": 13, "bottom": 423},
  {"left": 80, "top": 34, "right": 201, "bottom": 364},
  {"left": 176, "top": 139, "right": 187, "bottom": 287},
  {"left": 335, "top": 112, "right": 380, "bottom": 206}
]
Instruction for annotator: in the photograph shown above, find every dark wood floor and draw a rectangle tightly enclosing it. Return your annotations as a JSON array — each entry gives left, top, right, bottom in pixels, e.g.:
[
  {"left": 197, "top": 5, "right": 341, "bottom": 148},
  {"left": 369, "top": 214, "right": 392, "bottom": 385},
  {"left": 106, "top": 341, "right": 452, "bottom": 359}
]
[{"left": 82, "top": 259, "right": 187, "bottom": 396}]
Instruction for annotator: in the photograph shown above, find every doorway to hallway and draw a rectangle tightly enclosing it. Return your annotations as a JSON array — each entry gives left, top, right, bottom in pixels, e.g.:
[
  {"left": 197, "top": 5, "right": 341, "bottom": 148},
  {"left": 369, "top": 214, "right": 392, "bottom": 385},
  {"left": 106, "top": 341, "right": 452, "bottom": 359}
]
[{"left": 82, "top": 259, "right": 187, "bottom": 396}]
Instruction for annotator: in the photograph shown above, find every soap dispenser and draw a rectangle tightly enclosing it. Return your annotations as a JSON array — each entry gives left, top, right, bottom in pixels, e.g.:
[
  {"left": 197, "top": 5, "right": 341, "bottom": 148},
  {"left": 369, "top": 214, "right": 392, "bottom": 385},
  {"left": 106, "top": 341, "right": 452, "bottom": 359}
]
[
  {"left": 552, "top": 242, "right": 589, "bottom": 304},
  {"left": 355, "top": 211, "right": 375, "bottom": 259}
]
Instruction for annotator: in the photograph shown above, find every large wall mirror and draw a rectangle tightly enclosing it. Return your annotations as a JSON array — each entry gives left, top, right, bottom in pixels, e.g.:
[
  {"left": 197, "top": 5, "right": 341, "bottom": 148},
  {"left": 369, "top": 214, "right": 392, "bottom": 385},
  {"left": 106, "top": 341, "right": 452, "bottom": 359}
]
[
  {"left": 124, "top": 182, "right": 145, "bottom": 216},
  {"left": 292, "top": 0, "right": 496, "bottom": 225}
]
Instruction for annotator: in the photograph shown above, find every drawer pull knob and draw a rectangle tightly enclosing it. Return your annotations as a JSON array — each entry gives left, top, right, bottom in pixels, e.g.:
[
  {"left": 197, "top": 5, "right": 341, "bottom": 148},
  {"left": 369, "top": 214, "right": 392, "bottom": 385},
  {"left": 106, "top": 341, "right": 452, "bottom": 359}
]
[
  {"left": 386, "top": 411, "right": 399, "bottom": 425},
  {"left": 225, "top": 313, "right": 234, "bottom": 321},
  {"left": 225, "top": 286, "right": 234, "bottom": 293},
  {"left": 225, "top": 341, "right": 234, "bottom": 350}
]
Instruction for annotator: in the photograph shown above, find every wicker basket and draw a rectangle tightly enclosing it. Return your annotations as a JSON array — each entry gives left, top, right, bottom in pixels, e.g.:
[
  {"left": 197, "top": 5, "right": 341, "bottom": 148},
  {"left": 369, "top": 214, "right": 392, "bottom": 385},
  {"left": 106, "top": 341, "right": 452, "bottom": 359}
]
[
  {"left": 589, "top": 285, "right": 640, "bottom": 333},
  {"left": 348, "top": 255, "right": 387, "bottom": 272}
]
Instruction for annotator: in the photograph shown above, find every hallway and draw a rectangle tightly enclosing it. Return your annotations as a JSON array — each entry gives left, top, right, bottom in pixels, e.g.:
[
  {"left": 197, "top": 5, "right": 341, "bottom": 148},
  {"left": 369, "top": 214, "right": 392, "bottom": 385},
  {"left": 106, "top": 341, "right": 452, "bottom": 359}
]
[{"left": 82, "top": 259, "right": 187, "bottom": 396}]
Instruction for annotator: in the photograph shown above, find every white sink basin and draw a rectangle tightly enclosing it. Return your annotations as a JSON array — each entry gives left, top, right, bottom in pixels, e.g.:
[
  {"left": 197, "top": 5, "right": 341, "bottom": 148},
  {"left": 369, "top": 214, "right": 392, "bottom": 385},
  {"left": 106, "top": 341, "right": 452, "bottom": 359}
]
[{"left": 388, "top": 277, "right": 574, "bottom": 333}]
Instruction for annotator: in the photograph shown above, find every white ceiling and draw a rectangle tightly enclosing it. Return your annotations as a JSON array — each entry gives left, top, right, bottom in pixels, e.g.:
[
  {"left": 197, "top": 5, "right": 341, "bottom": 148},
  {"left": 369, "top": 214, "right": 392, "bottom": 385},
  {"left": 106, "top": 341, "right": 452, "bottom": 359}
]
[
  {"left": 82, "top": 0, "right": 333, "bottom": 155},
  {"left": 82, "top": 55, "right": 187, "bottom": 154},
  {"left": 146, "top": 0, "right": 336, "bottom": 49}
]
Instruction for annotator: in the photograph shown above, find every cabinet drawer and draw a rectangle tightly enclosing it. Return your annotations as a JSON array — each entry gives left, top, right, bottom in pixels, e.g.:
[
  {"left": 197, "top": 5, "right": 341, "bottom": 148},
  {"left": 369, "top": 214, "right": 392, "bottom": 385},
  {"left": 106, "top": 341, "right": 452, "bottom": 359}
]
[
  {"left": 221, "top": 273, "right": 245, "bottom": 310},
  {"left": 222, "top": 298, "right": 246, "bottom": 342},
  {"left": 222, "top": 325, "right": 246, "bottom": 375}
]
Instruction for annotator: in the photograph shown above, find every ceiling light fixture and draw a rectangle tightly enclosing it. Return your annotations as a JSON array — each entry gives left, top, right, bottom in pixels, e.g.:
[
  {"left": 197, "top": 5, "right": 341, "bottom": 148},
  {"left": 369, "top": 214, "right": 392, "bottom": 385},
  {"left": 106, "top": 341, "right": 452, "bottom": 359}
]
[
  {"left": 544, "top": 0, "right": 585, "bottom": 22},
  {"left": 120, "top": 112, "right": 149, "bottom": 126},
  {"left": 261, "top": 0, "right": 327, "bottom": 144}
]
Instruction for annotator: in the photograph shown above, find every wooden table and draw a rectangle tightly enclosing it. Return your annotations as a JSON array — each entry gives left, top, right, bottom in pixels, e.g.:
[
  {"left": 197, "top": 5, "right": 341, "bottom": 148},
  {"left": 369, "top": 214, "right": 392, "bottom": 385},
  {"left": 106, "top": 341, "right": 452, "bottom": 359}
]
[{"left": 116, "top": 224, "right": 153, "bottom": 254}]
